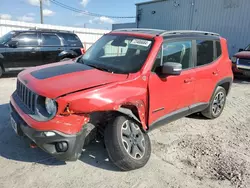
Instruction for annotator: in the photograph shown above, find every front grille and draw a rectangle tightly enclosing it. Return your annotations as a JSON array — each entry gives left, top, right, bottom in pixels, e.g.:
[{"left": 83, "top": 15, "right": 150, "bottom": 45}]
[
  {"left": 16, "top": 80, "right": 36, "bottom": 113},
  {"left": 238, "top": 58, "right": 250, "bottom": 66}
]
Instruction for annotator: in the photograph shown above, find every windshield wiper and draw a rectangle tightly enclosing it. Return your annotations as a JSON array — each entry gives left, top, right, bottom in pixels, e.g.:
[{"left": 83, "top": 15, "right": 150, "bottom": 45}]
[{"left": 85, "top": 63, "right": 113, "bottom": 73}]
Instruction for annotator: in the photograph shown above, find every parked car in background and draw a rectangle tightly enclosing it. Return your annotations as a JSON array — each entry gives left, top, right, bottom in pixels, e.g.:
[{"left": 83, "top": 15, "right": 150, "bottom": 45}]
[
  {"left": 0, "top": 29, "right": 85, "bottom": 78},
  {"left": 10, "top": 29, "right": 233, "bottom": 171},
  {"left": 231, "top": 44, "right": 250, "bottom": 77}
]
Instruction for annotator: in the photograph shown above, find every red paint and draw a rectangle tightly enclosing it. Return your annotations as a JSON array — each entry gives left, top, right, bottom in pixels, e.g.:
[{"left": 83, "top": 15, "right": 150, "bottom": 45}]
[
  {"left": 18, "top": 61, "right": 128, "bottom": 99},
  {"left": 11, "top": 32, "right": 233, "bottom": 135}
]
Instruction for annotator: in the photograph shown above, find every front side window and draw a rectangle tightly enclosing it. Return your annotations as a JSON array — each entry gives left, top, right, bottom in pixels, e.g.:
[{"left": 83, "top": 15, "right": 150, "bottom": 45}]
[
  {"left": 196, "top": 40, "right": 214, "bottom": 66},
  {"left": 79, "top": 34, "right": 153, "bottom": 74},
  {"left": 41, "top": 33, "right": 61, "bottom": 46},
  {"left": 152, "top": 40, "right": 193, "bottom": 72},
  {"left": 0, "top": 31, "right": 17, "bottom": 44},
  {"left": 15, "top": 33, "right": 38, "bottom": 46}
]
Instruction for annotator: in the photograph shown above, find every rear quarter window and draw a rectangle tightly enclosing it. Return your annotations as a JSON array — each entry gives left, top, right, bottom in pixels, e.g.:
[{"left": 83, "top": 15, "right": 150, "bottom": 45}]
[
  {"left": 60, "top": 33, "right": 82, "bottom": 47},
  {"left": 216, "top": 41, "right": 222, "bottom": 58},
  {"left": 196, "top": 40, "right": 214, "bottom": 66}
]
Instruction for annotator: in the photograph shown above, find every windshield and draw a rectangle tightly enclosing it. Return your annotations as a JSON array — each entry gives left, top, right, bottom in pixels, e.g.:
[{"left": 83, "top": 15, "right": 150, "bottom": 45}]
[
  {"left": 0, "top": 31, "right": 17, "bottom": 44},
  {"left": 79, "top": 34, "right": 153, "bottom": 74}
]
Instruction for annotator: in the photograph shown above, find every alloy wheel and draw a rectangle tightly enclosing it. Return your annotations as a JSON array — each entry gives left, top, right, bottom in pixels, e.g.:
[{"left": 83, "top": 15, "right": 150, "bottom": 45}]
[
  {"left": 121, "top": 120, "right": 145, "bottom": 160},
  {"left": 212, "top": 91, "right": 225, "bottom": 116}
]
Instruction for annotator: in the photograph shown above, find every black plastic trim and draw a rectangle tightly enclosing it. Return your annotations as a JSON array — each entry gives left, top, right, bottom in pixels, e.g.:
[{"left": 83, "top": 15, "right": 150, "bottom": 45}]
[
  {"left": 148, "top": 102, "right": 209, "bottom": 131},
  {"left": 148, "top": 107, "right": 190, "bottom": 131},
  {"left": 213, "top": 77, "right": 233, "bottom": 97},
  {"left": 152, "top": 107, "right": 165, "bottom": 113},
  {"left": 9, "top": 103, "right": 87, "bottom": 161}
]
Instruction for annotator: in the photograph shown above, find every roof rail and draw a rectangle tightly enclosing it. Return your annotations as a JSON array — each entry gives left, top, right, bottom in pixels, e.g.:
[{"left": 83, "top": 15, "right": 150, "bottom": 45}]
[
  {"left": 160, "top": 30, "right": 220, "bottom": 36},
  {"left": 29, "top": 28, "right": 73, "bottom": 33},
  {"left": 113, "top": 28, "right": 164, "bottom": 33}
]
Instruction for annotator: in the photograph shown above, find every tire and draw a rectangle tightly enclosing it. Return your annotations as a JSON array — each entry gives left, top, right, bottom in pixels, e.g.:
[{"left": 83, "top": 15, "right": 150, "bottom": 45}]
[
  {"left": 201, "top": 86, "right": 227, "bottom": 119},
  {"left": 60, "top": 58, "right": 71, "bottom": 62},
  {"left": 104, "top": 115, "right": 151, "bottom": 171}
]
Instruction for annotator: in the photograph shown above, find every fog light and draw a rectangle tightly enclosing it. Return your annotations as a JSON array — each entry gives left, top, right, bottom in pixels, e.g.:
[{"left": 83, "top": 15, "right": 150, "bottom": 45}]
[
  {"left": 44, "top": 131, "right": 56, "bottom": 137},
  {"left": 55, "top": 141, "right": 68, "bottom": 152}
]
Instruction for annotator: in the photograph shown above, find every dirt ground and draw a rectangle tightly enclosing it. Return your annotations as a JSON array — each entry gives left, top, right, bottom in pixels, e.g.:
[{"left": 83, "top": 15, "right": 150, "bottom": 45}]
[{"left": 0, "top": 74, "right": 250, "bottom": 188}]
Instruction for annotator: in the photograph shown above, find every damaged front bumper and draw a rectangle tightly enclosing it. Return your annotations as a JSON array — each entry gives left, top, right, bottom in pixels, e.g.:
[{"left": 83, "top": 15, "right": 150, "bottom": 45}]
[{"left": 10, "top": 95, "right": 87, "bottom": 161}]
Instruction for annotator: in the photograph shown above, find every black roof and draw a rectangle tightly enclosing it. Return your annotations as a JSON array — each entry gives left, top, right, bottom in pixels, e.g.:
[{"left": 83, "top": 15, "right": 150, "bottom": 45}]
[{"left": 112, "top": 28, "right": 220, "bottom": 38}]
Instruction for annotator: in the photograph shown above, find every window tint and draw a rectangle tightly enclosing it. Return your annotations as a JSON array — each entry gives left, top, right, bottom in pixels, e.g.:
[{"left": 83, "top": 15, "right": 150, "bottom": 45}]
[
  {"left": 152, "top": 40, "right": 192, "bottom": 72},
  {"left": 60, "top": 33, "right": 82, "bottom": 46},
  {"left": 216, "top": 41, "right": 222, "bottom": 58},
  {"left": 15, "top": 33, "right": 38, "bottom": 46},
  {"left": 41, "top": 33, "right": 61, "bottom": 46},
  {"left": 196, "top": 40, "right": 214, "bottom": 66}
]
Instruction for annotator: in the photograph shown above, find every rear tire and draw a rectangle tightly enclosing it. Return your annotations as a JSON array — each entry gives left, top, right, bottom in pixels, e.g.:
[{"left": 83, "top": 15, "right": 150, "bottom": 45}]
[
  {"left": 104, "top": 115, "right": 151, "bottom": 171},
  {"left": 201, "top": 86, "right": 227, "bottom": 119}
]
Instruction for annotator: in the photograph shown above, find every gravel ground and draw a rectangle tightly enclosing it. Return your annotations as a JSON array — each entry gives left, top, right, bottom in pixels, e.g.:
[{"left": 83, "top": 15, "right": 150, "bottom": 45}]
[{"left": 0, "top": 74, "right": 250, "bottom": 188}]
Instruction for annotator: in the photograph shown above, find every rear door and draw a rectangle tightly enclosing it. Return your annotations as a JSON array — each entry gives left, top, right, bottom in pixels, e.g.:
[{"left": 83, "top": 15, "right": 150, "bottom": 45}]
[
  {"left": 39, "top": 32, "right": 64, "bottom": 64},
  {"left": 193, "top": 39, "right": 221, "bottom": 105},
  {"left": 5, "top": 32, "right": 41, "bottom": 69}
]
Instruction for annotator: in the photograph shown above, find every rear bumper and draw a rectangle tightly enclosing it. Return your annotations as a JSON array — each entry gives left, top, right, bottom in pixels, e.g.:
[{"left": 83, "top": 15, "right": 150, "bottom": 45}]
[{"left": 10, "top": 103, "right": 87, "bottom": 161}]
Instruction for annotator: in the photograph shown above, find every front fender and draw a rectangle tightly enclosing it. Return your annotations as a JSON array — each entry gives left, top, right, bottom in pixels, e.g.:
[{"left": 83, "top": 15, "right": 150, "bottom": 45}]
[{"left": 57, "top": 78, "right": 148, "bottom": 129}]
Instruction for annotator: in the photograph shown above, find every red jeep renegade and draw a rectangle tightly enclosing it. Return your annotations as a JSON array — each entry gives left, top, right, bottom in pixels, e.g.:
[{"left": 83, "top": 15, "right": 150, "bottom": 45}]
[{"left": 10, "top": 29, "right": 233, "bottom": 171}]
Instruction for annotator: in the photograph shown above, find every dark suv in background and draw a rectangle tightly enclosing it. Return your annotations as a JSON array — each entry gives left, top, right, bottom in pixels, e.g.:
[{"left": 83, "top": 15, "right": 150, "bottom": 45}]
[{"left": 0, "top": 29, "right": 85, "bottom": 77}]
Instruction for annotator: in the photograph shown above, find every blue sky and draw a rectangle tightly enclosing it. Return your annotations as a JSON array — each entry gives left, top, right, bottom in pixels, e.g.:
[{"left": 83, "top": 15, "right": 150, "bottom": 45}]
[{"left": 0, "top": 0, "right": 145, "bottom": 29}]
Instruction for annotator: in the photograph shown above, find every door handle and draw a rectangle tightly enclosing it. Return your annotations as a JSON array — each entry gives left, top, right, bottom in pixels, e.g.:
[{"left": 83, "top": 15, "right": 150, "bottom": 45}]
[{"left": 184, "top": 78, "right": 194, "bottom": 83}]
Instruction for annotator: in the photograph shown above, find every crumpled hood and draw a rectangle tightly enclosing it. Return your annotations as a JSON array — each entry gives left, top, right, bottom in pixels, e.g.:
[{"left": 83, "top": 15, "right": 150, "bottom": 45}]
[
  {"left": 234, "top": 51, "right": 250, "bottom": 59},
  {"left": 18, "top": 60, "right": 128, "bottom": 98}
]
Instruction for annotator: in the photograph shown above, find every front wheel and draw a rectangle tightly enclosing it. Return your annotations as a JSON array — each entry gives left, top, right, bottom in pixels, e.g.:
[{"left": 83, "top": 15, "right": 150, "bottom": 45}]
[
  {"left": 201, "top": 86, "right": 227, "bottom": 119},
  {"left": 104, "top": 115, "right": 151, "bottom": 171}
]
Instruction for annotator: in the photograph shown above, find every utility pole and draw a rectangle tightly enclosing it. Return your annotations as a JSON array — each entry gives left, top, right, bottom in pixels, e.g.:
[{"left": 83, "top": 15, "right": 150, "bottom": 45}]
[{"left": 40, "top": 0, "right": 43, "bottom": 24}]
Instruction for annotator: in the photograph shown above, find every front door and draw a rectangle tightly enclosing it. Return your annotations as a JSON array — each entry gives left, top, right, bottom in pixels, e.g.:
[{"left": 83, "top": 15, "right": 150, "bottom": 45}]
[
  {"left": 5, "top": 32, "right": 41, "bottom": 70},
  {"left": 148, "top": 39, "right": 196, "bottom": 125}
]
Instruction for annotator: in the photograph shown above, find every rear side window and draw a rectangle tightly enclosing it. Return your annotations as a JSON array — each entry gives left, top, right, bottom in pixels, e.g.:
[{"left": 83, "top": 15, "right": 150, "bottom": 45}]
[
  {"left": 15, "top": 32, "right": 38, "bottom": 46},
  {"left": 216, "top": 41, "right": 222, "bottom": 58},
  {"left": 196, "top": 40, "right": 214, "bottom": 66},
  {"left": 41, "top": 33, "right": 61, "bottom": 46},
  {"left": 60, "top": 33, "right": 82, "bottom": 46}
]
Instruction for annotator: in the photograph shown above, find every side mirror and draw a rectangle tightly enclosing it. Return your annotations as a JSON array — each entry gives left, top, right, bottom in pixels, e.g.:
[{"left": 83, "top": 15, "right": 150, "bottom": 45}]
[
  {"left": 8, "top": 40, "right": 18, "bottom": 48},
  {"left": 161, "top": 62, "right": 182, "bottom": 75},
  {"left": 239, "top": 48, "right": 244, "bottom": 52}
]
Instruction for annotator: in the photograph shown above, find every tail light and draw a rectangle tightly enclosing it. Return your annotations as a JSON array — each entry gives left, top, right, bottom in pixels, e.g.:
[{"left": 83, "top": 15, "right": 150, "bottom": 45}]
[{"left": 80, "top": 48, "right": 85, "bottom": 54}]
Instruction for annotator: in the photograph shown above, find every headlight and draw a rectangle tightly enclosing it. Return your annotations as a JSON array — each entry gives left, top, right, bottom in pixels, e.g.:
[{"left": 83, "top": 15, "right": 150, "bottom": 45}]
[
  {"left": 231, "top": 57, "right": 237, "bottom": 63},
  {"left": 45, "top": 98, "right": 57, "bottom": 116}
]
